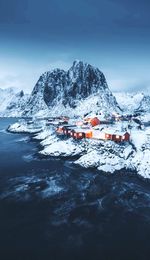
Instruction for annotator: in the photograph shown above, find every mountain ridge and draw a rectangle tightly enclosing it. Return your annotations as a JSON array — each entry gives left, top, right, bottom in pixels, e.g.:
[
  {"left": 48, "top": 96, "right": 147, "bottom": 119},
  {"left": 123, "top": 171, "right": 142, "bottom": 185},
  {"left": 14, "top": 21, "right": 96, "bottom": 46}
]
[
  {"left": 1, "top": 60, "right": 150, "bottom": 117},
  {"left": 23, "top": 60, "right": 120, "bottom": 117}
]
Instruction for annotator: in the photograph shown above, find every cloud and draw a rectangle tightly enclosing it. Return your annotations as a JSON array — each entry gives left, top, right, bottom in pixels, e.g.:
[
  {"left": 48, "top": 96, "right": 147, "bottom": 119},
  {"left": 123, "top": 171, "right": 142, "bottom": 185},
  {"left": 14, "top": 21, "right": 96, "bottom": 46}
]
[{"left": 107, "top": 77, "right": 150, "bottom": 93}]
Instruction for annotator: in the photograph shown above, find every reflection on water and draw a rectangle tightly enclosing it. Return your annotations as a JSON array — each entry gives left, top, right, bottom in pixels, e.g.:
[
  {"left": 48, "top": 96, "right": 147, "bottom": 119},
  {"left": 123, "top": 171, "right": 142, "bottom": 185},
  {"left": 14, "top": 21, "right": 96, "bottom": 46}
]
[{"left": 0, "top": 118, "right": 150, "bottom": 260}]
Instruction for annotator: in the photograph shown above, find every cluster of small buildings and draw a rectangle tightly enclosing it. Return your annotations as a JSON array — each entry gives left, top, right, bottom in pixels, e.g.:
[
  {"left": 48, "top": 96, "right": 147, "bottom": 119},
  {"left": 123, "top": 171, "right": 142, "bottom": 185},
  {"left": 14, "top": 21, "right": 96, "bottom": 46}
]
[
  {"left": 25, "top": 112, "right": 132, "bottom": 143},
  {"left": 55, "top": 115, "right": 131, "bottom": 143},
  {"left": 46, "top": 116, "right": 69, "bottom": 126},
  {"left": 56, "top": 125, "right": 93, "bottom": 139}
]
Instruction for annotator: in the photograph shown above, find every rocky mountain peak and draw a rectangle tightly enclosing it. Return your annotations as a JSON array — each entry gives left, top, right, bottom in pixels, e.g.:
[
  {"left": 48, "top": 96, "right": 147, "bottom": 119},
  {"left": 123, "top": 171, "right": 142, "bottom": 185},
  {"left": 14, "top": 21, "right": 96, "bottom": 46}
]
[
  {"left": 16, "top": 90, "right": 24, "bottom": 98},
  {"left": 22, "top": 60, "right": 120, "bottom": 116}
]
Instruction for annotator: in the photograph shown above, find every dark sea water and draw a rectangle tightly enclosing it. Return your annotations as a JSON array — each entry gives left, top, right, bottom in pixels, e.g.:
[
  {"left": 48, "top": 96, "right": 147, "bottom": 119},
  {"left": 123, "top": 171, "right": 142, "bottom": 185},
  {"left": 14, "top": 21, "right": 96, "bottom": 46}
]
[{"left": 0, "top": 118, "right": 150, "bottom": 260}]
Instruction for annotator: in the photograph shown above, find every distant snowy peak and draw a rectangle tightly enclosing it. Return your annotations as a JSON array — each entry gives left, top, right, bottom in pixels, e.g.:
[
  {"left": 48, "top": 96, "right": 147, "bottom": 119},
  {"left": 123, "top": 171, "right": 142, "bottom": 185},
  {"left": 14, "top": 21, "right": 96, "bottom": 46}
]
[
  {"left": 25, "top": 60, "right": 120, "bottom": 116},
  {"left": 114, "top": 91, "right": 150, "bottom": 115},
  {"left": 114, "top": 92, "right": 144, "bottom": 113},
  {"left": 0, "top": 87, "right": 29, "bottom": 117},
  {"left": 137, "top": 95, "right": 150, "bottom": 113}
]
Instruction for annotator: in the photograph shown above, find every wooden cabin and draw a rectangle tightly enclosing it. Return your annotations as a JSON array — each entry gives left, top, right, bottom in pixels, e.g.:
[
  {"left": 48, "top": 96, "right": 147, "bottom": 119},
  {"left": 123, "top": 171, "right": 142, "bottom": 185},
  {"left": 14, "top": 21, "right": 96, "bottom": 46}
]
[
  {"left": 104, "top": 131, "right": 130, "bottom": 142},
  {"left": 85, "top": 131, "right": 93, "bottom": 139},
  {"left": 56, "top": 126, "right": 65, "bottom": 134},
  {"left": 56, "top": 125, "right": 76, "bottom": 136},
  {"left": 72, "top": 128, "right": 93, "bottom": 139},
  {"left": 73, "top": 131, "right": 85, "bottom": 139},
  {"left": 84, "top": 117, "right": 100, "bottom": 127},
  {"left": 70, "top": 131, "right": 75, "bottom": 137},
  {"left": 112, "top": 134, "right": 122, "bottom": 142},
  {"left": 90, "top": 117, "right": 100, "bottom": 127},
  {"left": 121, "top": 132, "right": 130, "bottom": 141},
  {"left": 105, "top": 133, "right": 113, "bottom": 141},
  {"left": 63, "top": 128, "right": 72, "bottom": 136}
]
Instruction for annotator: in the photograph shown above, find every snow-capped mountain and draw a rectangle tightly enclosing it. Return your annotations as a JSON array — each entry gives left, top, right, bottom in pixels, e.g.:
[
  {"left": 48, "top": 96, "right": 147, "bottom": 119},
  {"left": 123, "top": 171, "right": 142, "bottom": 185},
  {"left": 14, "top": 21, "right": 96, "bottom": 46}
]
[
  {"left": 136, "top": 95, "right": 150, "bottom": 113},
  {"left": 0, "top": 88, "right": 29, "bottom": 117},
  {"left": 114, "top": 92, "right": 150, "bottom": 123},
  {"left": 23, "top": 60, "right": 120, "bottom": 117},
  {"left": 114, "top": 92, "right": 144, "bottom": 113},
  {"left": 0, "top": 87, "right": 17, "bottom": 112},
  {"left": 1, "top": 61, "right": 150, "bottom": 118}
]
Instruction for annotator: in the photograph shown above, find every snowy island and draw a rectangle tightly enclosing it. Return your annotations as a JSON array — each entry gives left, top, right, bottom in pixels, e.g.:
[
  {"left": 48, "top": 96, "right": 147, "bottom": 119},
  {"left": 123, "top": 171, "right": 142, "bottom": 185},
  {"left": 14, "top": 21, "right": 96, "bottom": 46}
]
[{"left": 1, "top": 60, "right": 150, "bottom": 179}]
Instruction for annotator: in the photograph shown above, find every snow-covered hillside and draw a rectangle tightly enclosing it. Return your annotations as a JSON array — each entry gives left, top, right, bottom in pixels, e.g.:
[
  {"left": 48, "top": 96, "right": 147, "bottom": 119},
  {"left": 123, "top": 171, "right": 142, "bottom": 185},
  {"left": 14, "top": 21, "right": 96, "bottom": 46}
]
[
  {"left": 0, "top": 88, "right": 29, "bottom": 117},
  {"left": 0, "top": 88, "right": 18, "bottom": 112},
  {"left": 114, "top": 92, "right": 144, "bottom": 113},
  {"left": 137, "top": 95, "right": 150, "bottom": 113}
]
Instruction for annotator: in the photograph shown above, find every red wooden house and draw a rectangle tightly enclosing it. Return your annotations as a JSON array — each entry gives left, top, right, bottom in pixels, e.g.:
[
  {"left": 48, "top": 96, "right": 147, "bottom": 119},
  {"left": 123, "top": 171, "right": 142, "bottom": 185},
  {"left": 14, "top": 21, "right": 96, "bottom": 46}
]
[
  {"left": 84, "top": 117, "right": 100, "bottom": 127},
  {"left": 72, "top": 131, "right": 85, "bottom": 139},
  {"left": 105, "top": 132, "right": 113, "bottom": 141},
  {"left": 63, "top": 128, "right": 73, "bottom": 136},
  {"left": 85, "top": 131, "right": 93, "bottom": 138},
  {"left": 56, "top": 126, "right": 64, "bottom": 134},
  {"left": 90, "top": 117, "right": 100, "bottom": 127},
  {"left": 121, "top": 132, "right": 130, "bottom": 142},
  {"left": 56, "top": 125, "right": 76, "bottom": 137},
  {"left": 104, "top": 131, "right": 130, "bottom": 142}
]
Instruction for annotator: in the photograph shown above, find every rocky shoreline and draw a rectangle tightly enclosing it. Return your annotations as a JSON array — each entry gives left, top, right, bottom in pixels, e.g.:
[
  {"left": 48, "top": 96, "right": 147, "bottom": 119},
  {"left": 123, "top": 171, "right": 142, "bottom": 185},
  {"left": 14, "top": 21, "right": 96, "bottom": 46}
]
[{"left": 8, "top": 120, "right": 150, "bottom": 180}]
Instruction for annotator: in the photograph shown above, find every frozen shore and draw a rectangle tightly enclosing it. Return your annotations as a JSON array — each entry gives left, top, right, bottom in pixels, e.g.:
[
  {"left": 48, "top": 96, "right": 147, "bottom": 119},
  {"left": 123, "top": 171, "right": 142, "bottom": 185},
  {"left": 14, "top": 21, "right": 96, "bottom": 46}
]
[
  {"left": 8, "top": 120, "right": 150, "bottom": 179},
  {"left": 7, "top": 121, "right": 43, "bottom": 134}
]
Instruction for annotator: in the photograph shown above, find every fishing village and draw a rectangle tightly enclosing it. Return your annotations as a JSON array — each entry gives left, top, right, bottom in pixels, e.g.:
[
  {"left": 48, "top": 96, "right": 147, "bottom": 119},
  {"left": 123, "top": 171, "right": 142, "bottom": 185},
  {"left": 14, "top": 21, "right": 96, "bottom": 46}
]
[{"left": 27, "top": 111, "right": 143, "bottom": 144}]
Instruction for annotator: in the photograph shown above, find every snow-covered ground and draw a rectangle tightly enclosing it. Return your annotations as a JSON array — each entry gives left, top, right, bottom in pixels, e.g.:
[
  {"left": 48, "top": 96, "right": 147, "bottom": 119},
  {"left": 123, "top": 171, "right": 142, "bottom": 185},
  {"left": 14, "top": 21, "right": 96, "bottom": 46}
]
[
  {"left": 114, "top": 92, "right": 144, "bottom": 113},
  {"left": 139, "top": 113, "right": 150, "bottom": 124},
  {"left": 7, "top": 121, "right": 44, "bottom": 134},
  {"left": 76, "top": 131, "right": 150, "bottom": 179},
  {"left": 40, "top": 139, "right": 85, "bottom": 157},
  {"left": 37, "top": 126, "right": 150, "bottom": 179},
  {"left": 114, "top": 92, "right": 150, "bottom": 125},
  {"left": 7, "top": 116, "right": 150, "bottom": 180},
  {"left": 32, "top": 128, "right": 52, "bottom": 140}
]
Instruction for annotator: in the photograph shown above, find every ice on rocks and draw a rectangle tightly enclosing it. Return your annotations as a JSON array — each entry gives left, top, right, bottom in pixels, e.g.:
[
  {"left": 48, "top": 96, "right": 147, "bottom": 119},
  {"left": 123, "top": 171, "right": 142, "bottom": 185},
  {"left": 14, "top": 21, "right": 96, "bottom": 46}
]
[
  {"left": 40, "top": 139, "right": 85, "bottom": 157},
  {"left": 7, "top": 110, "right": 150, "bottom": 180},
  {"left": 33, "top": 128, "right": 53, "bottom": 140},
  {"left": 8, "top": 122, "right": 43, "bottom": 134}
]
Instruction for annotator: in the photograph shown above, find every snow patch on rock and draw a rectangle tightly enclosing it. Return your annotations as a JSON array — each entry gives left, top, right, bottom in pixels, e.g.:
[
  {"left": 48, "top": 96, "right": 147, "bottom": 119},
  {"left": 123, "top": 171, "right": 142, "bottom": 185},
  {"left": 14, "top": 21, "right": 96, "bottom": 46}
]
[
  {"left": 40, "top": 139, "right": 85, "bottom": 157},
  {"left": 8, "top": 122, "right": 42, "bottom": 134}
]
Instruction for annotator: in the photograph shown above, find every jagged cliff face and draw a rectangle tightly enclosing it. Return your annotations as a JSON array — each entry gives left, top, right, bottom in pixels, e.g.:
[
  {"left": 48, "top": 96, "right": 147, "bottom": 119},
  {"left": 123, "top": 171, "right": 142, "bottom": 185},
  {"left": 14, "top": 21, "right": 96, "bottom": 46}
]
[
  {"left": 0, "top": 61, "right": 121, "bottom": 117},
  {"left": 43, "top": 69, "right": 68, "bottom": 107},
  {"left": 66, "top": 61, "right": 109, "bottom": 107},
  {"left": 23, "top": 74, "right": 49, "bottom": 115},
  {"left": 24, "top": 60, "right": 120, "bottom": 116}
]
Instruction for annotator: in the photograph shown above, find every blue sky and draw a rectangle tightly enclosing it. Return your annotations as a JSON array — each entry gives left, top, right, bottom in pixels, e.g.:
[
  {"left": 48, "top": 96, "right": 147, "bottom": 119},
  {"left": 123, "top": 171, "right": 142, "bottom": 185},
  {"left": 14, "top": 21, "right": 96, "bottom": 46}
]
[{"left": 0, "top": 0, "right": 150, "bottom": 92}]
